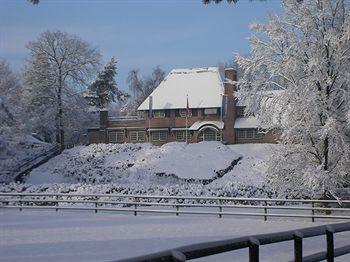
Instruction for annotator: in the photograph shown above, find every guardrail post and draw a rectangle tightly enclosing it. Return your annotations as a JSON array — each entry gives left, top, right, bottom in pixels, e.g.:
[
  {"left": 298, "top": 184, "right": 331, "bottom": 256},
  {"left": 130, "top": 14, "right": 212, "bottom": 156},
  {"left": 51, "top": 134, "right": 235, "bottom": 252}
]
[
  {"left": 95, "top": 202, "right": 98, "bottom": 213},
  {"left": 134, "top": 197, "right": 138, "bottom": 216},
  {"left": 293, "top": 231, "right": 303, "bottom": 262},
  {"left": 264, "top": 201, "right": 267, "bottom": 221},
  {"left": 326, "top": 226, "right": 335, "bottom": 262},
  {"left": 312, "top": 202, "right": 315, "bottom": 222},
  {"left": 19, "top": 195, "right": 23, "bottom": 212},
  {"left": 175, "top": 199, "right": 179, "bottom": 216},
  {"left": 249, "top": 237, "right": 260, "bottom": 262},
  {"left": 56, "top": 195, "right": 59, "bottom": 212},
  {"left": 219, "top": 206, "right": 222, "bottom": 218}
]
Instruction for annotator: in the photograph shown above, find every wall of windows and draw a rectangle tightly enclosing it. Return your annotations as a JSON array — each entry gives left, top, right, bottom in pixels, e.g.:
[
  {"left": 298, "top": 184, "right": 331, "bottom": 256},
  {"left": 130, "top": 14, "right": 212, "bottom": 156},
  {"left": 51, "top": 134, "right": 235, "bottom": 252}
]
[
  {"left": 197, "top": 128, "right": 221, "bottom": 142},
  {"left": 236, "top": 129, "right": 263, "bottom": 140},
  {"left": 152, "top": 110, "right": 165, "bottom": 118},
  {"left": 108, "top": 131, "right": 124, "bottom": 143},
  {"left": 179, "top": 109, "right": 191, "bottom": 118},
  {"left": 151, "top": 131, "right": 167, "bottom": 142},
  {"left": 204, "top": 108, "right": 219, "bottom": 115},
  {"left": 129, "top": 131, "right": 146, "bottom": 142},
  {"left": 175, "top": 130, "right": 192, "bottom": 141}
]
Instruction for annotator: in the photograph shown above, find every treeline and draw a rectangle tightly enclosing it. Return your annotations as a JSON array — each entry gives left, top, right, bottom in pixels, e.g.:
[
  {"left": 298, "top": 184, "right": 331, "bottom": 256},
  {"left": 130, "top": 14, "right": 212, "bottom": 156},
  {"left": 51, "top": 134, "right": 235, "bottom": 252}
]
[{"left": 0, "top": 30, "right": 164, "bottom": 154}]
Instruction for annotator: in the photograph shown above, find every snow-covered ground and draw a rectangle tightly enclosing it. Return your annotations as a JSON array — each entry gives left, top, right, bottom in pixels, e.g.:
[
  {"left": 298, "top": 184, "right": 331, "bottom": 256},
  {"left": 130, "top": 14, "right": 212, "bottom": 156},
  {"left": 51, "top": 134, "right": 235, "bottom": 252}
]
[
  {"left": 1, "top": 142, "right": 280, "bottom": 198},
  {"left": 26, "top": 142, "right": 242, "bottom": 183},
  {"left": 1, "top": 210, "right": 349, "bottom": 262}
]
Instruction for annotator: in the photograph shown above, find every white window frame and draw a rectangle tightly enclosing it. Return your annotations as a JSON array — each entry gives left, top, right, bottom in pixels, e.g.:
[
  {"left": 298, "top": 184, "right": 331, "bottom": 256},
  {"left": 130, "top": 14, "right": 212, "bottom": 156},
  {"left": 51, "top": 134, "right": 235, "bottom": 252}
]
[
  {"left": 204, "top": 108, "right": 218, "bottom": 115},
  {"left": 153, "top": 110, "right": 165, "bottom": 118},
  {"left": 152, "top": 131, "right": 167, "bottom": 142},
  {"left": 179, "top": 109, "right": 192, "bottom": 118},
  {"left": 108, "top": 131, "right": 124, "bottom": 143},
  {"left": 197, "top": 128, "right": 221, "bottom": 142},
  {"left": 236, "top": 129, "right": 263, "bottom": 140},
  {"left": 175, "top": 130, "right": 191, "bottom": 141},
  {"left": 130, "top": 131, "right": 146, "bottom": 142}
]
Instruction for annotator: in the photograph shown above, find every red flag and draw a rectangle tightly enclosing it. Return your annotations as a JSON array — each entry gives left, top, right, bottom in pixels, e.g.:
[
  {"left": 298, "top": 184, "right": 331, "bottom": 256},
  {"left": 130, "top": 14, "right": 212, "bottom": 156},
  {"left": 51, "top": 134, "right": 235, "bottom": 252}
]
[{"left": 186, "top": 95, "right": 190, "bottom": 117}]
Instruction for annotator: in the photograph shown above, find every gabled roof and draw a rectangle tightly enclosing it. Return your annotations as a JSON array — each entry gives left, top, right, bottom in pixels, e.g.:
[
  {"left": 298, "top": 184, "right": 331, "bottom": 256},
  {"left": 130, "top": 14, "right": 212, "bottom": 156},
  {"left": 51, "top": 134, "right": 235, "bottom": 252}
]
[{"left": 137, "top": 67, "right": 224, "bottom": 110}]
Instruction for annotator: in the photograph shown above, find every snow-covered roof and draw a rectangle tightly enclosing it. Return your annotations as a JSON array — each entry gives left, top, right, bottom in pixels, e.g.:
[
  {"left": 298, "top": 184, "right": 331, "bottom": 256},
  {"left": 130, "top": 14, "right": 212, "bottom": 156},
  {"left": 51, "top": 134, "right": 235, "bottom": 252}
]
[
  {"left": 234, "top": 117, "right": 260, "bottom": 129},
  {"left": 148, "top": 128, "right": 168, "bottom": 131},
  {"left": 189, "top": 120, "right": 224, "bottom": 131},
  {"left": 236, "top": 90, "right": 283, "bottom": 106},
  {"left": 138, "top": 67, "right": 224, "bottom": 110}
]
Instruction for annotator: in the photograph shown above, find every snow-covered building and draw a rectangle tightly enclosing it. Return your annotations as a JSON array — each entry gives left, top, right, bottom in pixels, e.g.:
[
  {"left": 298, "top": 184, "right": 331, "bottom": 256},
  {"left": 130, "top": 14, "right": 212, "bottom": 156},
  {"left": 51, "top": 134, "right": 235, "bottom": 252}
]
[{"left": 88, "top": 67, "right": 277, "bottom": 145}]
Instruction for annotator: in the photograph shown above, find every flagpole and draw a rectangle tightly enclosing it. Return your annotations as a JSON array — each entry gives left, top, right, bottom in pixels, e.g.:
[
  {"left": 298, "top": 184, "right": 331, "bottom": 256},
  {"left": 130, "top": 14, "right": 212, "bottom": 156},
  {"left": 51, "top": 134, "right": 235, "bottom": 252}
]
[
  {"left": 148, "top": 96, "right": 152, "bottom": 143},
  {"left": 186, "top": 114, "right": 188, "bottom": 143},
  {"left": 148, "top": 118, "right": 151, "bottom": 142},
  {"left": 186, "top": 94, "right": 188, "bottom": 144}
]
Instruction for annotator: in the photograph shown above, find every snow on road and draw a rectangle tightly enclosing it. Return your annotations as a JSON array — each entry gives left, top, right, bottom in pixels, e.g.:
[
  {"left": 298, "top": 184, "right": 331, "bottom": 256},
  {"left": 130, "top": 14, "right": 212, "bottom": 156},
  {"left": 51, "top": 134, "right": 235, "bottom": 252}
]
[{"left": 1, "top": 210, "right": 349, "bottom": 262}]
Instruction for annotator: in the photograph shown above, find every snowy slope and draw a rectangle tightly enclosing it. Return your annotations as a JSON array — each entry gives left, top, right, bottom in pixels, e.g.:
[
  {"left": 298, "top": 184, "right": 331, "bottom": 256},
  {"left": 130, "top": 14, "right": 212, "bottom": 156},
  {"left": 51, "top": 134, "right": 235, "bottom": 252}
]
[
  {"left": 2, "top": 142, "right": 281, "bottom": 198},
  {"left": 26, "top": 142, "right": 240, "bottom": 184},
  {"left": 220, "top": 143, "right": 277, "bottom": 186}
]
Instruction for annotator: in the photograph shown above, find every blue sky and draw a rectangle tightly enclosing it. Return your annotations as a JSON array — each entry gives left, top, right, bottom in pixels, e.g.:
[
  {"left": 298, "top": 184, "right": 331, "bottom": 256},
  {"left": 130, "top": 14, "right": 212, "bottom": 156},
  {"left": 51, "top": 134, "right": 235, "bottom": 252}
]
[{"left": 0, "top": 0, "right": 282, "bottom": 91}]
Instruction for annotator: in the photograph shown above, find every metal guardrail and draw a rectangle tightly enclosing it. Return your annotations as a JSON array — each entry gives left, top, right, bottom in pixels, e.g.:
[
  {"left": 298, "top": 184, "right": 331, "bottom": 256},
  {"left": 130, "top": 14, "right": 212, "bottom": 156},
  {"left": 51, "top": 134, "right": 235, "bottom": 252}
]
[
  {"left": 1, "top": 193, "right": 350, "bottom": 222},
  {"left": 117, "top": 221, "right": 350, "bottom": 262}
]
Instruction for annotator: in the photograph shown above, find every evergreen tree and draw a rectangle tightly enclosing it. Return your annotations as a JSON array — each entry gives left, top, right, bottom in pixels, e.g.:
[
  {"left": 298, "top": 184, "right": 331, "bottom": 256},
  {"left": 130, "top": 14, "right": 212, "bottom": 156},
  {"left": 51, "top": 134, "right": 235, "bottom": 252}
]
[{"left": 85, "top": 57, "right": 129, "bottom": 109}]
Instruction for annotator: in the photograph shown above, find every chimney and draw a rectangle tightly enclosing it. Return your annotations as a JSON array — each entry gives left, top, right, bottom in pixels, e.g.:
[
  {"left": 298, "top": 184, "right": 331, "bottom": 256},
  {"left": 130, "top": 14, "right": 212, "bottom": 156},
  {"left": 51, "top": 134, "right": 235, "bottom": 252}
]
[
  {"left": 222, "top": 68, "right": 237, "bottom": 144},
  {"left": 99, "top": 109, "right": 108, "bottom": 143},
  {"left": 224, "top": 68, "right": 237, "bottom": 90},
  {"left": 100, "top": 109, "right": 108, "bottom": 128}
]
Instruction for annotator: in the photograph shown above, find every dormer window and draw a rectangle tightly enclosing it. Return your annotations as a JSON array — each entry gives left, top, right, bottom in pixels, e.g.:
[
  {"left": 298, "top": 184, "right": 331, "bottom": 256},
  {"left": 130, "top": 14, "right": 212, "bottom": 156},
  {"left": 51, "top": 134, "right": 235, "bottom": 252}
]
[
  {"left": 179, "top": 109, "right": 191, "bottom": 117},
  {"left": 153, "top": 110, "right": 165, "bottom": 118},
  {"left": 204, "top": 108, "right": 219, "bottom": 115}
]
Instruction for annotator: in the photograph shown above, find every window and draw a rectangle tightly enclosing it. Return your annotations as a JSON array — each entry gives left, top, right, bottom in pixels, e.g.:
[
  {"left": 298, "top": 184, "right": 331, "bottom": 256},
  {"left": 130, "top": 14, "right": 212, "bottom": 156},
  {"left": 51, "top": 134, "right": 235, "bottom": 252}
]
[
  {"left": 175, "top": 131, "right": 191, "bottom": 141},
  {"left": 108, "top": 131, "right": 124, "bottom": 143},
  {"left": 178, "top": 109, "right": 191, "bottom": 118},
  {"left": 237, "top": 130, "right": 246, "bottom": 139},
  {"left": 236, "top": 106, "right": 246, "bottom": 117},
  {"left": 204, "top": 108, "right": 219, "bottom": 115},
  {"left": 130, "top": 131, "right": 146, "bottom": 142},
  {"left": 246, "top": 129, "right": 254, "bottom": 139},
  {"left": 236, "top": 129, "right": 263, "bottom": 140},
  {"left": 153, "top": 110, "right": 165, "bottom": 118},
  {"left": 197, "top": 128, "right": 221, "bottom": 142},
  {"left": 255, "top": 131, "right": 264, "bottom": 139},
  {"left": 152, "top": 131, "right": 167, "bottom": 142}
]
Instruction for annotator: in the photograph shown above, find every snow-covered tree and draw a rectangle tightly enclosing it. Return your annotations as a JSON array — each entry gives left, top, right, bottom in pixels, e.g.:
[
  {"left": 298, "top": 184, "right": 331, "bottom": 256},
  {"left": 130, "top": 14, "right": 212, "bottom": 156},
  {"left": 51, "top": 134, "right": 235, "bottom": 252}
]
[
  {"left": 24, "top": 30, "right": 101, "bottom": 151},
  {"left": 85, "top": 57, "right": 129, "bottom": 109},
  {"left": 121, "top": 66, "right": 165, "bottom": 115},
  {"left": 236, "top": 0, "right": 350, "bottom": 198},
  {"left": 0, "top": 60, "right": 26, "bottom": 162}
]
